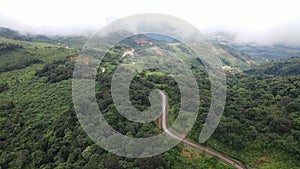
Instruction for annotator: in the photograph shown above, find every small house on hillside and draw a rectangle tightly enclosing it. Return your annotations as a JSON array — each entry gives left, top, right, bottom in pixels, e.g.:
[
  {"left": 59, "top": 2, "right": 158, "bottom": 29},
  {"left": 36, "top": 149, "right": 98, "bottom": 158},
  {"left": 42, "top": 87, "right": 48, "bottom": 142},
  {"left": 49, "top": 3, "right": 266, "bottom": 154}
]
[
  {"left": 82, "top": 57, "right": 89, "bottom": 64},
  {"left": 70, "top": 56, "right": 79, "bottom": 61},
  {"left": 122, "top": 48, "right": 135, "bottom": 57}
]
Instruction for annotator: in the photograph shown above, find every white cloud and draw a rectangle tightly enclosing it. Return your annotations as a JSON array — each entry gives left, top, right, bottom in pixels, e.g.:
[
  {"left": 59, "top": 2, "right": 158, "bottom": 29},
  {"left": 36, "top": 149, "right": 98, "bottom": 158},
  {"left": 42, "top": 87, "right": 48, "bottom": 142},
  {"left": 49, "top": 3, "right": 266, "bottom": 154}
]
[{"left": 0, "top": 0, "right": 299, "bottom": 43}]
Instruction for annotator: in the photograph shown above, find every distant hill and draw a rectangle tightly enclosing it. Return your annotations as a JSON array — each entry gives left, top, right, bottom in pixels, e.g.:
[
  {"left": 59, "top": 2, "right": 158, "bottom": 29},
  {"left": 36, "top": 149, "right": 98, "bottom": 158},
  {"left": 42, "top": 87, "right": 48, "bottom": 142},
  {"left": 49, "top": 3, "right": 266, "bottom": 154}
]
[
  {"left": 120, "top": 33, "right": 255, "bottom": 72},
  {"left": 230, "top": 43, "right": 300, "bottom": 61},
  {"left": 145, "top": 33, "right": 179, "bottom": 43},
  {"left": 206, "top": 32, "right": 300, "bottom": 61},
  {"left": 0, "top": 26, "right": 87, "bottom": 48},
  {"left": 0, "top": 27, "right": 32, "bottom": 41},
  {"left": 0, "top": 26, "right": 53, "bottom": 42}
]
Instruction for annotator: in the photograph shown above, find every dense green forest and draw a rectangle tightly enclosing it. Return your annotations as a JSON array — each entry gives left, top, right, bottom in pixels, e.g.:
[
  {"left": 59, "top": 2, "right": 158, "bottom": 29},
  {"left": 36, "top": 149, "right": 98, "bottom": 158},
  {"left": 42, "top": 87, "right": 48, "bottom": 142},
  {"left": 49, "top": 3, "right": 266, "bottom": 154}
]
[{"left": 0, "top": 29, "right": 299, "bottom": 168}]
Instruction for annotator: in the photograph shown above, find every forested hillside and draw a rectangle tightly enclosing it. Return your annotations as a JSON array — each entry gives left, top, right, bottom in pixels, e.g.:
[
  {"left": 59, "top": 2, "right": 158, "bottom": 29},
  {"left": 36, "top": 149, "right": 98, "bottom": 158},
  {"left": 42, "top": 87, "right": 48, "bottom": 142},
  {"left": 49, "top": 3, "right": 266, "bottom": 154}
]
[
  {"left": 0, "top": 33, "right": 233, "bottom": 169},
  {"left": 0, "top": 29, "right": 299, "bottom": 169}
]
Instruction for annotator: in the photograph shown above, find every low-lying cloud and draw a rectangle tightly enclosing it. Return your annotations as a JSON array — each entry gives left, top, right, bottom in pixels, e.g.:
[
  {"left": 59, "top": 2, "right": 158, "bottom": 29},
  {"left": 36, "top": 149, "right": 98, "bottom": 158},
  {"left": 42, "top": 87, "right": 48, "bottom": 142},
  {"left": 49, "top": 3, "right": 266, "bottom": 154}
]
[
  {"left": 1, "top": 0, "right": 300, "bottom": 45},
  {"left": 233, "top": 18, "right": 300, "bottom": 45}
]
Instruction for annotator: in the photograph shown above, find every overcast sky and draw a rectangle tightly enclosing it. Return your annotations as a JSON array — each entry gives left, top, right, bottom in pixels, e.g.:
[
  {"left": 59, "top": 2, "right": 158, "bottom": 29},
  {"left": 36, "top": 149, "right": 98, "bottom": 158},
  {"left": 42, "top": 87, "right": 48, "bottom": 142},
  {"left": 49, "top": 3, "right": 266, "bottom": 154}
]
[{"left": 0, "top": 0, "right": 300, "bottom": 44}]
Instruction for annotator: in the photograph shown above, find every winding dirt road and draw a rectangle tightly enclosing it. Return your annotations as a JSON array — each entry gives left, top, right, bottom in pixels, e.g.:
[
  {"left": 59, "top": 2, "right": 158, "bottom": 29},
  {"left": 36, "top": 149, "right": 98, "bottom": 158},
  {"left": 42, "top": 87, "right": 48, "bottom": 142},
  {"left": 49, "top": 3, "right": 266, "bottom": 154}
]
[{"left": 159, "top": 91, "right": 245, "bottom": 169}]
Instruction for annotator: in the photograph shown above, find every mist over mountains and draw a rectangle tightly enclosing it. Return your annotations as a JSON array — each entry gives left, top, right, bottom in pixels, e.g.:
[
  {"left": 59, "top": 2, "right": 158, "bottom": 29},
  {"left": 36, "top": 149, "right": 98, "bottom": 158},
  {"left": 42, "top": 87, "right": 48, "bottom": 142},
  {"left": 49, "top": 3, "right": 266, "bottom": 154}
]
[{"left": 2, "top": 25, "right": 300, "bottom": 62}]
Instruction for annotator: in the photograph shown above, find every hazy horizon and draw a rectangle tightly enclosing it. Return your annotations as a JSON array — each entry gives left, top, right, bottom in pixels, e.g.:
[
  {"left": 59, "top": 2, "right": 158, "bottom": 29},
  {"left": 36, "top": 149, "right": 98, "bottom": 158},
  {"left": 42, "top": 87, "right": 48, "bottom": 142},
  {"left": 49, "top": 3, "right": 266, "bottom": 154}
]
[{"left": 1, "top": 0, "right": 300, "bottom": 44}]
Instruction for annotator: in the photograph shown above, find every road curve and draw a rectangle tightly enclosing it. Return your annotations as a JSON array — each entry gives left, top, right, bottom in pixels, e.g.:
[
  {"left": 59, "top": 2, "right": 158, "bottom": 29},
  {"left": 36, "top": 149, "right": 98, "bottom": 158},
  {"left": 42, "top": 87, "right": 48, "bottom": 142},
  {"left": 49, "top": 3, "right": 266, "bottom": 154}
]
[{"left": 159, "top": 91, "right": 245, "bottom": 169}]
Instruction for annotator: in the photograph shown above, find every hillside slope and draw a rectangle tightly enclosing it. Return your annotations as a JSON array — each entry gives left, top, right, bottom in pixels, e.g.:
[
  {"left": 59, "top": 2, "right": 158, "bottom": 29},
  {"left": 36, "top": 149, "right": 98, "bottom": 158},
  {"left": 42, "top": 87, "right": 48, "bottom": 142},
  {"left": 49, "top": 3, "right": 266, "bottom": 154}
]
[{"left": 0, "top": 30, "right": 299, "bottom": 169}]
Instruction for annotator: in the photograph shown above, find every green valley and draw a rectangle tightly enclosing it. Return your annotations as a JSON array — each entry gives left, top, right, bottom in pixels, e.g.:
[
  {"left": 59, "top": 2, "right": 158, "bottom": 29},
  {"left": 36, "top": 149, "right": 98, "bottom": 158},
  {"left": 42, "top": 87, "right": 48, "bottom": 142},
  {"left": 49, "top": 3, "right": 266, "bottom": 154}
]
[{"left": 0, "top": 27, "right": 299, "bottom": 169}]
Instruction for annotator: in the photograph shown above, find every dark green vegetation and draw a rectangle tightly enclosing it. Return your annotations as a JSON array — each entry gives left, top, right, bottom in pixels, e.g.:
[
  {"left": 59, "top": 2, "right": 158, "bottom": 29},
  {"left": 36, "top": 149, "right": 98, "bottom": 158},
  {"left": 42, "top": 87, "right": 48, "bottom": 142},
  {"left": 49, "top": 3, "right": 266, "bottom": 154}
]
[
  {"left": 0, "top": 28, "right": 299, "bottom": 168},
  {"left": 245, "top": 57, "right": 300, "bottom": 76},
  {"left": 0, "top": 30, "right": 233, "bottom": 169},
  {"left": 194, "top": 71, "right": 300, "bottom": 168}
]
